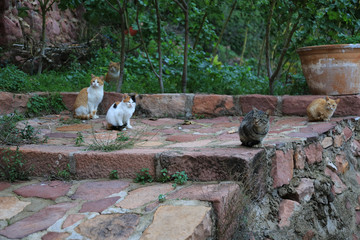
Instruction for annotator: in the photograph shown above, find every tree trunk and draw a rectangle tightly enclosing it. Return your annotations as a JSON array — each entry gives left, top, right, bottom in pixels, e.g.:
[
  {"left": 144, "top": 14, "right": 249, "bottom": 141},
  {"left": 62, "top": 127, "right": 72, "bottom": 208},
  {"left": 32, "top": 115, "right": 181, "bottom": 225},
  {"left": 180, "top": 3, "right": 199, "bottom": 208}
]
[
  {"left": 116, "top": 0, "right": 127, "bottom": 93},
  {"left": 182, "top": 1, "right": 189, "bottom": 93},
  {"left": 210, "top": 0, "right": 237, "bottom": 64},
  {"left": 239, "top": 24, "right": 248, "bottom": 65},
  {"left": 155, "top": 0, "right": 164, "bottom": 93},
  {"left": 37, "top": 2, "right": 47, "bottom": 75}
]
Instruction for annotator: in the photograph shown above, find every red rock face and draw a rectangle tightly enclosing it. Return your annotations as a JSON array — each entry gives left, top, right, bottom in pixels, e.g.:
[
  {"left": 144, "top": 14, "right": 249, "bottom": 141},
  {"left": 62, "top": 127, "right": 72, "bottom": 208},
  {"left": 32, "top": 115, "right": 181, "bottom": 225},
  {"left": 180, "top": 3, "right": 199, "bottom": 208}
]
[{"left": 1, "top": 0, "right": 85, "bottom": 46}]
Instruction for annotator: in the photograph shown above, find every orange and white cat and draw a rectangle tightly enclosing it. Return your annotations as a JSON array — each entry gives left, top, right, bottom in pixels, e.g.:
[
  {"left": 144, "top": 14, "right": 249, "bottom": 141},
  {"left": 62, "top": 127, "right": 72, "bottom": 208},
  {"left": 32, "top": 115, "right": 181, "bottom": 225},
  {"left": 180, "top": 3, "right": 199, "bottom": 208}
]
[
  {"left": 105, "top": 61, "right": 120, "bottom": 83},
  {"left": 73, "top": 74, "right": 104, "bottom": 120},
  {"left": 307, "top": 96, "right": 340, "bottom": 122},
  {"left": 106, "top": 94, "right": 136, "bottom": 130}
]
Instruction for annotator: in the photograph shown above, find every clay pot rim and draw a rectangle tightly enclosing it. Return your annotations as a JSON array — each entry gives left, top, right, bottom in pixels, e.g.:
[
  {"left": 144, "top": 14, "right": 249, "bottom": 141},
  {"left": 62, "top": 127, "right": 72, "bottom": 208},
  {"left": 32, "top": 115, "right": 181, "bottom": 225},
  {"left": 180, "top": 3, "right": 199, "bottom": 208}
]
[{"left": 296, "top": 43, "right": 360, "bottom": 53}]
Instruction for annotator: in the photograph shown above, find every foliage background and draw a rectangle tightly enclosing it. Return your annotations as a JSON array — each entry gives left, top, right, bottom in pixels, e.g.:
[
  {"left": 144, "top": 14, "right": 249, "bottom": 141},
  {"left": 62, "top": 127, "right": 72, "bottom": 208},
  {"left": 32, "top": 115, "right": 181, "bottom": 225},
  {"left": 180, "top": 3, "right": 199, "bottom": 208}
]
[{"left": 1, "top": 0, "right": 360, "bottom": 95}]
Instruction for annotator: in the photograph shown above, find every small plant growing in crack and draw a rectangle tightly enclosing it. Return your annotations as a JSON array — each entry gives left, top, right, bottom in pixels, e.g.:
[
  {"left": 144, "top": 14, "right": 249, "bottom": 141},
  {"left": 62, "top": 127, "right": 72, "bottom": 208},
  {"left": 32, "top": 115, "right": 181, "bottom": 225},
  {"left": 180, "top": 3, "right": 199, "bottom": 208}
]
[
  {"left": 75, "top": 132, "right": 84, "bottom": 146},
  {"left": 134, "top": 168, "right": 153, "bottom": 184},
  {"left": 172, "top": 171, "right": 188, "bottom": 188},
  {"left": 158, "top": 168, "right": 171, "bottom": 183},
  {"left": 109, "top": 170, "right": 119, "bottom": 180},
  {"left": 158, "top": 194, "right": 166, "bottom": 203}
]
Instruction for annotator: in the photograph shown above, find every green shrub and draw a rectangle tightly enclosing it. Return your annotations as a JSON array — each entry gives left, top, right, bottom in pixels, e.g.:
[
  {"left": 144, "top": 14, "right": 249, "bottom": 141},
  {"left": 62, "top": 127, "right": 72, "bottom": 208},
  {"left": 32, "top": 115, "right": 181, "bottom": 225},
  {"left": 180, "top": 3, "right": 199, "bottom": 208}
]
[
  {"left": 0, "top": 65, "right": 34, "bottom": 93},
  {"left": 0, "top": 113, "right": 42, "bottom": 145},
  {"left": 0, "top": 147, "right": 32, "bottom": 182},
  {"left": 26, "top": 93, "right": 67, "bottom": 118},
  {"left": 109, "top": 170, "right": 119, "bottom": 180},
  {"left": 171, "top": 171, "right": 188, "bottom": 188}
]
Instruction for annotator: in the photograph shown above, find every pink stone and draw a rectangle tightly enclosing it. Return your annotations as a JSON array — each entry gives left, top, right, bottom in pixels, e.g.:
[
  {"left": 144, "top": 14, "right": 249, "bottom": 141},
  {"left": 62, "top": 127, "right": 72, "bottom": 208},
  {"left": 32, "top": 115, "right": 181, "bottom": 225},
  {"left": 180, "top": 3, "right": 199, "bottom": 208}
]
[
  {"left": 0, "top": 182, "right": 11, "bottom": 191},
  {"left": 335, "top": 95, "right": 360, "bottom": 116},
  {"left": 71, "top": 180, "right": 129, "bottom": 201},
  {"left": 0, "top": 202, "right": 77, "bottom": 239},
  {"left": 167, "top": 183, "right": 240, "bottom": 240},
  {"left": 282, "top": 95, "right": 320, "bottom": 116},
  {"left": 295, "top": 178, "right": 314, "bottom": 202},
  {"left": 79, "top": 196, "right": 120, "bottom": 213},
  {"left": 356, "top": 211, "right": 360, "bottom": 225},
  {"left": 278, "top": 199, "right": 300, "bottom": 227},
  {"left": 335, "top": 153, "right": 349, "bottom": 174},
  {"left": 13, "top": 181, "right": 71, "bottom": 200},
  {"left": 62, "top": 214, "right": 85, "bottom": 229},
  {"left": 0, "top": 92, "right": 31, "bottom": 114},
  {"left": 343, "top": 127, "right": 352, "bottom": 141},
  {"left": 271, "top": 150, "right": 294, "bottom": 188},
  {"left": 165, "top": 134, "right": 202, "bottom": 142},
  {"left": 192, "top": 95, "right": 236, "bottom": 117},
  {"left": 42, "top": 232, "right": 70, "bottom": 240},
  {"left": 303, "top": 230, "right": 315, "bottom": 240},
  {"left": 239, "top": 94, "right": 278, "bottom": 115},
  {"left": 74, "top": 149, "right": 162, "bottom": 179},
  {"left": 294, "top": 146, "right": 305, "bottom": 169},
  {"left": 333, "top": 135, "right": 344, "bottom": 147},
  {"left": 324, "top": 167, "right": 347, "bottom": 194},
  {"left": 304, "top": 143, "right": 322, "bottom": 164}
]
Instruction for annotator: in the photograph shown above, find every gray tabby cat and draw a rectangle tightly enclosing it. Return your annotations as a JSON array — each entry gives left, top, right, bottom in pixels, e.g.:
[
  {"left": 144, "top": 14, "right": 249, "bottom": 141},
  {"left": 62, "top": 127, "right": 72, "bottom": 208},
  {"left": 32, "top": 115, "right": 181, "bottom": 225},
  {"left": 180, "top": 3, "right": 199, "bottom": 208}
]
[{"left": 239, "top": 107, "right": 270, "bottom": 147}]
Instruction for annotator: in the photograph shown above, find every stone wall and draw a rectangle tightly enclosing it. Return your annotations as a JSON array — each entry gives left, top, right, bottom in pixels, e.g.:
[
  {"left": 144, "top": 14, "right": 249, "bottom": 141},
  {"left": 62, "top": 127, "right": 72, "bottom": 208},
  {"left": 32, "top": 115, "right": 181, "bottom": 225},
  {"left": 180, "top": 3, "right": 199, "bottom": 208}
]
[
  {"left": 1, "top": 0, "right": 85, "bottom": 47},
  {"left": 2, "top": 91, "right": 360, "bottom": 118}
]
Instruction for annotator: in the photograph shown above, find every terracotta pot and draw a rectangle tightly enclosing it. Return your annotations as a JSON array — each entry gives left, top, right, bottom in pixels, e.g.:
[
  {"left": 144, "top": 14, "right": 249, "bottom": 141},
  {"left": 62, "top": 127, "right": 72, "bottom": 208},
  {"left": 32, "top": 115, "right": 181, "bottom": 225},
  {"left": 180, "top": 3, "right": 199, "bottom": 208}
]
[{"left": 296, "top": 44, "right": 360, "bottom": 95}]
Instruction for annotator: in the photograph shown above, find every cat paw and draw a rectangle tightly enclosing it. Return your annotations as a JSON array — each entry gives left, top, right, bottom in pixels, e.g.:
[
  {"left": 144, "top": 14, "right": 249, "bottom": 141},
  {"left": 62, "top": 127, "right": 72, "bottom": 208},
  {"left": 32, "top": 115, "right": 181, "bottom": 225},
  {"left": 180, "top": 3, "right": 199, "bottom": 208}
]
[
  {"left": 93, "top": 115, "right": 99, "bottom": 119},
  {"left": 127, "top": 125, "right": 133, "bottom": 129}
]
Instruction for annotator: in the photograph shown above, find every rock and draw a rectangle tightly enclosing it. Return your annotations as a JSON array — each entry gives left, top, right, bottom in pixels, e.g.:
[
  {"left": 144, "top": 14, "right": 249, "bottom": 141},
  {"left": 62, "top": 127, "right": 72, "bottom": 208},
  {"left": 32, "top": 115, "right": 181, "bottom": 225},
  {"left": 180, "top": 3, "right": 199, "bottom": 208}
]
[
  {"left": 321, "top": 137, "right": 333, "bottom": 149},
  {"left": 282, "top": 95, "right": 319, "bottom": 116},
  {"left": 62, "top": 214, "right": 85, "bottom": 229},
  {"left": 0, "top": 202, "right": 77, "bottom": 239},
  {"left": 116, "top": 184, "right": 173, "bottom": 209},
  {"left": 42, "top": 232, "right": 70, "bottom": 240},
  {"left": 136, "top": 94, "right": 188, "bottom": 118},
  {"left": 335, "top": 154, "right": 349, "bottom": 174},
  {"left": 140, "top": 205, "right": 213, "bottom": 240},
  {"left": 295, "top": 178, "right": 315, "bottom": 202},
  {"left": 0, "top": 196, "right": 31, "bottom": 220},
  {"left": 271, "top": 150, "right": 294, "bottom": 188},
  {"left": 343, "top": 127, "right": 352, "bottom": 141},
  {"left": 79, "top": 196, "right": 120, "bottom": 213},
  {"left": 0, "top": 92, "right": 31, "bottom": 114},
  {"left": 294, "top": 146, "right": 305, "bottom": 169},
  {"left": 75, "top": 213, "right": 140, "bottom": 240},
  {"left": 304, "top": 143, "right": 323, "bottom": 164},
  {"left": 278, "top": 199, "right": 300, "bottom": 228},
  {"left": 71, "top": 180, "right": 129, "bottom": 201},
  {"left": 324, "top": 167, "right": 347, "bottom": 194},
  {"left": 239, "top": 94, "right": 278, "bottom": 115},
  {"left": 192, "top": 94, "right": 236, "bottom": 117},
  {"left": 333, "top": 134, "right": 344, "bottom": 147},
  {"left": 13, "top": 181, "right": 71, "bottom": 200}
]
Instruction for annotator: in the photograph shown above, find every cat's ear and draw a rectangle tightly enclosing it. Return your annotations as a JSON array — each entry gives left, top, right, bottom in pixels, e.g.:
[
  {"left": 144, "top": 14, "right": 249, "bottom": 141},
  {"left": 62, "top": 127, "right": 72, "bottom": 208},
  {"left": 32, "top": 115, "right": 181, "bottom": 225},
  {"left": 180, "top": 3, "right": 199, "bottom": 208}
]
[
  {"left": 113, "top": 103, "right": 117, "bottom": 109},
  {"left": 91, "top": 74, "right": 95, "bottom": 78},
  {"left": 100, "top": 75, "right": 104, "bottom": 80},
  {"left": 252, "top": 106, "right": 258, "bottom": 112},
  {"left": 266, "top": 109, "right": 271, "bottom": 116},
  {"left": 130, "top": 94, "right": 136, "bottom": 103},
  {"left": 326, "top": 96, "right": 330, "bottom": 101},
  {"left": 336, "top": 99, "right": 340, "bottom": 104}
]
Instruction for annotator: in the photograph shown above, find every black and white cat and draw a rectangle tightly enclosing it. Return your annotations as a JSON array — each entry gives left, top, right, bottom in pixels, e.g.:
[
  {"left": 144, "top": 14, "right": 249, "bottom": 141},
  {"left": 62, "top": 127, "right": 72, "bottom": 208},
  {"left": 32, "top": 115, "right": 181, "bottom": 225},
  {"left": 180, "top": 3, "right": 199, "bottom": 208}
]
[{"left": 106, "top": 94, "right": 136, "bottom": 131}]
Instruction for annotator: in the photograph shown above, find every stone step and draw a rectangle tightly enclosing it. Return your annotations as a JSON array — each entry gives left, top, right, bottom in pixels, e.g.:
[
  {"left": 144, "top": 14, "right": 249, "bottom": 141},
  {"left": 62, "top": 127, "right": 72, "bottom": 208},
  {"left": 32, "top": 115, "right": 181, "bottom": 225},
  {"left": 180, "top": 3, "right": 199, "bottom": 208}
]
[{"left": 0, "top": 179, "right": 240, "bottom": 240}]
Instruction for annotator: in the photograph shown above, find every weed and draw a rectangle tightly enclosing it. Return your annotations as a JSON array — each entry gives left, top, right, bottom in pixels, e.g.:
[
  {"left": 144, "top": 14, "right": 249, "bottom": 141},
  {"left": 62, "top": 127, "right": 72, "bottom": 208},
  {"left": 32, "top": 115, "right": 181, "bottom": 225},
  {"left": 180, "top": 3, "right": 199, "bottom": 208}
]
[
  {"left": 86, "top": 129, "right": 141, "bottom": 152},
  {"left": 0, "top": 113, "right": 42, "bottom": 145},
  {"left": 0, "top": 147, "right": 32, "bottom": 182},
  {"left": 109, "top": 170, "right": 119, "bottom": 180},
  {"left": 134, "top": 168, "right": 153, "bottom": 185},
  {"left": 60, "top": 117, "right": 81, "bottom": 125},
  {"left": 57, "top": 164, "right": 72, "bottom": 181},
  {"left": 75, "top": 132, "right": 84, "bottom": 146},
  {"left": 171, "top": 171, "right": 188, "bottom": 188},
  {"left": 158, "top": 194, "right": 166, "bottom": 203},
  {"left": 158, "top": 168, "right": 171, "bottom": 183},
  {"left": 26, "top": 93, "right": 67, "bottom": 118}
]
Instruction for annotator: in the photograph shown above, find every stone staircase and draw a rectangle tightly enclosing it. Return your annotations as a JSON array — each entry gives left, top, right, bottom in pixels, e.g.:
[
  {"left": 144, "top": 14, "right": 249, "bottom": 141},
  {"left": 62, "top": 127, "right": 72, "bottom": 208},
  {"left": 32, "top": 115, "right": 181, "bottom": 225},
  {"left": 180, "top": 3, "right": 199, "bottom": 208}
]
[{"left": 1, "top": 92, "right": 360, "bottom": 239}]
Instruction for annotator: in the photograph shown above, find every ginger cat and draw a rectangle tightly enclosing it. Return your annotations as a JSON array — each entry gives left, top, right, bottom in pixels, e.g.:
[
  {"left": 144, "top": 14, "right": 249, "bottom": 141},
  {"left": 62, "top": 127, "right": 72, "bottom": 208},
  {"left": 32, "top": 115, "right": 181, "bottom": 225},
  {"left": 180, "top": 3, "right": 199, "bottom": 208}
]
[
  {"left": 106, "top": 94, "right": 136, "bottom": 131},
  {"left": 105, "top": 61, "right": 120, "bottom": 83},
  {"left": 307, "top": 96, "right": 340, "bottom": 122},
  {"left": 73, "top": 74, "right": 104, "bottom": 120}
]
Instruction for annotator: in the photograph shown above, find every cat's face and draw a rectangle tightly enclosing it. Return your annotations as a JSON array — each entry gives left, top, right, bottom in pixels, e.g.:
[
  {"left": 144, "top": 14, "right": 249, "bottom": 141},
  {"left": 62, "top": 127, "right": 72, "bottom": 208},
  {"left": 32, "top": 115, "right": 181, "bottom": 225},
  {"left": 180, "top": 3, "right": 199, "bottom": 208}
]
[
  {"left": 109, "top": 62, "right": 120, "bottom": 73},
  {"left": 325, "top": 97, "right": 340, "bottom": 111},
  {"left": 253, "top": 109, "right": 269, "bottom": 127},
  {"left": 90, "top": 75, "right": 104, "bottom": 88},
  {"left": 123, "top": 94, "right": 136, "bottom": 108}
]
